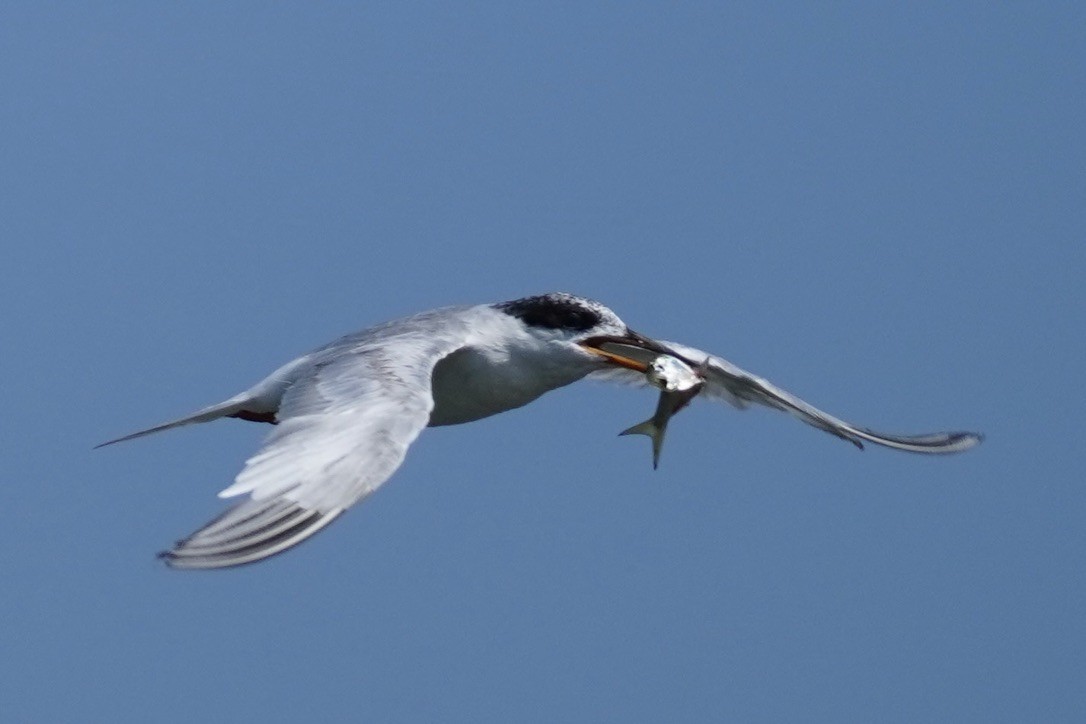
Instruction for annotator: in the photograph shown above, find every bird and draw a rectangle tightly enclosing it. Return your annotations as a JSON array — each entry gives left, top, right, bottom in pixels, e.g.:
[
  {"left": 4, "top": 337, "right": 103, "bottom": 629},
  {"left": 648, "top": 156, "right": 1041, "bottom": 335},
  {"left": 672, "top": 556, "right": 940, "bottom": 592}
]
[{"left": 99, "top": 292, "right": 982, "bottom": 569}]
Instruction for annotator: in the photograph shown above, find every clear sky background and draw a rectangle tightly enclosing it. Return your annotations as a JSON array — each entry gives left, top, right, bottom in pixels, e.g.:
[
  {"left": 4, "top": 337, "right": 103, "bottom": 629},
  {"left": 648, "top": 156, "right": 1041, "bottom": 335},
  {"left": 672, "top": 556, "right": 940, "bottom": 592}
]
[{"left": 2, "top": 3, "right": 1083, "bottom": 722}]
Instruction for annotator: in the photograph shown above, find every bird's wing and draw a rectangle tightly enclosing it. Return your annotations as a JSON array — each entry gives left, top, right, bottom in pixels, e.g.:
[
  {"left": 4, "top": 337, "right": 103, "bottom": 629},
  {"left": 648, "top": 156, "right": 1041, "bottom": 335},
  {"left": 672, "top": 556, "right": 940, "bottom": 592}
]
[
  {"left": 590, "top": 339, "right": 981, "bottom": 454},
  {"left": 162, "top": 335, "right": 467, "bottom": 569}
]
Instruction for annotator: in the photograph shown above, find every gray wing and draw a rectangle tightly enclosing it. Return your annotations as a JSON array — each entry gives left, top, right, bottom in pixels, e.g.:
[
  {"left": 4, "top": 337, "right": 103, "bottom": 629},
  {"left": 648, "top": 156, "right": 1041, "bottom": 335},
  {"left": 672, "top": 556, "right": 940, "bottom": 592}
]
[
  {"left": 162, "top": 335, "right": 466, "bottom": 569},
  {"left": 590, "top": 340, "right": 981, "bottom": 454}
]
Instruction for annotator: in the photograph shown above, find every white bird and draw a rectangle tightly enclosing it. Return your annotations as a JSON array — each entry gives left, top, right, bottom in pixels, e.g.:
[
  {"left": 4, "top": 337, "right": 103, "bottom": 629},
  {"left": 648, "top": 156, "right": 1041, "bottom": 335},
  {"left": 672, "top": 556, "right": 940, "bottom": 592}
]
[{"left": 99, "top": 293, "right": 981, "bottom": 569}]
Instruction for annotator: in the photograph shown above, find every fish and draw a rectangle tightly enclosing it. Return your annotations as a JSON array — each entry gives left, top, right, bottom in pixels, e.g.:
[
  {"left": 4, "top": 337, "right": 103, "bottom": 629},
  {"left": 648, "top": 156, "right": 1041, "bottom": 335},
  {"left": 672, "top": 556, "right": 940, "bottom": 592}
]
[{"left": 619, "top": 354, "right": 707, "bottom": 469}]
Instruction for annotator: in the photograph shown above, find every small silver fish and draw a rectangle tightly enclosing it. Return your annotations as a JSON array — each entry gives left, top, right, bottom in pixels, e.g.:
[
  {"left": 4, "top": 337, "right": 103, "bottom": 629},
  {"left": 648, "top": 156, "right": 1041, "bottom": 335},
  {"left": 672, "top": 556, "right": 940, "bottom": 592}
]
[{"left": 620, "top": 355, "right": 707, "bottom": 469}]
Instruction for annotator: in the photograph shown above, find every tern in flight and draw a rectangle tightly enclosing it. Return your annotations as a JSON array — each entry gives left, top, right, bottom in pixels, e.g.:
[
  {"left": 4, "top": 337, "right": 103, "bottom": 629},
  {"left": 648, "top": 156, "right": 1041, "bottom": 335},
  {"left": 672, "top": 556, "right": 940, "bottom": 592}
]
[{"left": 100, "top": 293, "right": 981, "bottom": 569}]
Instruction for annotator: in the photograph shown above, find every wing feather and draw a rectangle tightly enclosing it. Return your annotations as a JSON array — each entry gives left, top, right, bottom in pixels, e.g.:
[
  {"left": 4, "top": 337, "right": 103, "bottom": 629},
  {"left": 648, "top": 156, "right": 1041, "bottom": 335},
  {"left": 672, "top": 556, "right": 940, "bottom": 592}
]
[
  {"left": 162, "top": 334, "right": 468, "bottom": 569},
  {"left": 591, "top": 339, "right": 981, "bottom": 454}
]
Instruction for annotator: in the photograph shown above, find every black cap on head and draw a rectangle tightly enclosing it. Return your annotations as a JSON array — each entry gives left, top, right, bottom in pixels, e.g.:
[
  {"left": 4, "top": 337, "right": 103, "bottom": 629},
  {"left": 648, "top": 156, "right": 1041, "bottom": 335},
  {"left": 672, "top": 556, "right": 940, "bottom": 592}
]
[{"left": 495, "top": 293, "right": 604, "bottom": 332}]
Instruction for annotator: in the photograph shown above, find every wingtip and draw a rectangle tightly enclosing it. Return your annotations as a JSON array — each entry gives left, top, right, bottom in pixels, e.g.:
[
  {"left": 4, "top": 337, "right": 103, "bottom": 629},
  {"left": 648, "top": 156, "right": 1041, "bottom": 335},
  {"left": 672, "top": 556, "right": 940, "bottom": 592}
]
[
  {"left": 931, "top": 430, "right": 984, "bottom": 452},
  {"left": 850, "top": 426, "right": 985, "bottom": 454},
  {"left": 157, "top": 540, "right": 188, "bottom": 568},
  {"left": 159, "top": 504, "right": 343, "bottom": 570},
  {"left": 951, "top": 434, "right": 986, "bottom": 449}
]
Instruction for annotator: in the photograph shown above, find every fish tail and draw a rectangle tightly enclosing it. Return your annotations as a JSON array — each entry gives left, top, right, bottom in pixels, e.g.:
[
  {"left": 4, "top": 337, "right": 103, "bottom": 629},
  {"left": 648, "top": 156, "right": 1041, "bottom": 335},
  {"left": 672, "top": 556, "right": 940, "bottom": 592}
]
[
  {"left": 619, "top": 418, "right": 665, "bottom": 470},
  {"left": 619, "top": 419, "right": 657, "bottom": 438}
]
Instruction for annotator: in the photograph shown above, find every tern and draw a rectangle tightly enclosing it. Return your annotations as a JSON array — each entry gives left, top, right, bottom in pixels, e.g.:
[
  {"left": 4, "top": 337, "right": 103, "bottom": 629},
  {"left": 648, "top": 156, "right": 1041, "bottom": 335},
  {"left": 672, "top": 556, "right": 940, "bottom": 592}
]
[{"left": 99, "top": 293, "right": 981, "bottom": 569}]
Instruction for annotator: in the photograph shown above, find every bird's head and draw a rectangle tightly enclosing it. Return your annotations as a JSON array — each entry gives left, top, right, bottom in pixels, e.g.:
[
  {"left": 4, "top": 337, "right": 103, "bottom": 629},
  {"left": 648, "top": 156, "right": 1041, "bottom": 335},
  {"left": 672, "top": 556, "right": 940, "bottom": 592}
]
[{"left": 494, "top": 292, "right": 680, "bottom": 372}]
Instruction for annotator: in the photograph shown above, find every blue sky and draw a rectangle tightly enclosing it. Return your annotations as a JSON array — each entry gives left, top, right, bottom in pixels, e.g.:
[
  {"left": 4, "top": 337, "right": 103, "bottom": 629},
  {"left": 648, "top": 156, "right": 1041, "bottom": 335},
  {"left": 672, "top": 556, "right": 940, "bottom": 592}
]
[{"left": 2, "top": 3, "right": 1083, "bottom": 722}]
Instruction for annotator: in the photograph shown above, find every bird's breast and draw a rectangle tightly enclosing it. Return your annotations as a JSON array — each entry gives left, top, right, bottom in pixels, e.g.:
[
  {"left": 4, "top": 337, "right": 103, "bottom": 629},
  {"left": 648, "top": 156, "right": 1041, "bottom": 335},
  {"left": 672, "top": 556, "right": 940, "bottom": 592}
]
[{"left": 427, "top": 345, "right": 588, "bottom": 426}]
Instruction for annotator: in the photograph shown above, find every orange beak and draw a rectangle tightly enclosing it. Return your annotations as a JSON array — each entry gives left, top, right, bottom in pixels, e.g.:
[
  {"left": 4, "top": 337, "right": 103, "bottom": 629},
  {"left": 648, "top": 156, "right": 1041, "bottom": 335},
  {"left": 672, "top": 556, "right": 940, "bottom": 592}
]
[
  {"left": 579, "top": 343, "right": 651, "bottom": 372},
  {"left": 578, "top": 330, "right": 677, "bottom": 372}
]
